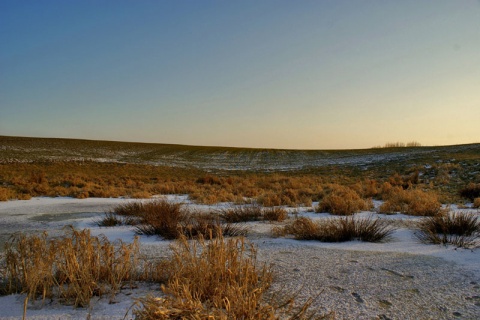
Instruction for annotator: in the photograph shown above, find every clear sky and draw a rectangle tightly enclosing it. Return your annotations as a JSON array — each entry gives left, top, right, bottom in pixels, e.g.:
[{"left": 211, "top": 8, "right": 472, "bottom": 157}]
[{"left": 1, "top": 0, "right": 479, "bottom": 149}]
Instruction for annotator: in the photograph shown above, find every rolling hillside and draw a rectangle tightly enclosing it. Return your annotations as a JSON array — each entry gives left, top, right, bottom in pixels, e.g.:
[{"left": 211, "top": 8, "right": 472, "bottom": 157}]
[{"left": 2, "top": 135, "right": 479, "bottom": 172}]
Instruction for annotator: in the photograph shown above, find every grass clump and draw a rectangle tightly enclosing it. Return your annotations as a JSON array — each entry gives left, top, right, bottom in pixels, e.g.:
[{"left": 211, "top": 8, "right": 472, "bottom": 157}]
[
  {"left": 219, "top": 205, "right": 263, "bottom": 223},
  {"left": 316, "top": 185, "right": 373, "bottom": 215},
  {"left": 134, "top": 234, "right": 320, "bottom": 319},
  {"left": 219, "top": 205, "right": 288, "bottom": 223},
  {"left": 113, "top": 200, "right": 247, "bottom": 239},
  {"left": 262, "top": 207, "right": 289, "bottom": 222},
  {"left": 473, "top": 198, "right": 480, "bottom": 208},
  {"left": 379, "top": 187, "right": 442, "bottom": 216},
  {"left": 415, "top": 212, "right": 480, "bottom": 248},
  {"left": 277, "top": 216, "right": 394, "bottom": 243},
  {"left": 94, "top": 211, "right": 138, "bottom": 227},
  {"left": 460, "top": 183, "right": 480, "bottom": 201},
  {"left": 1, "top": 227, "right": 140, "bottom": 307}
]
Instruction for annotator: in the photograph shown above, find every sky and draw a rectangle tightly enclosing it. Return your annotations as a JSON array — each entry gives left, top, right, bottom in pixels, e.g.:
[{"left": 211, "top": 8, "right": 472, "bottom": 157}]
[{"left": 1, "top": 0, "right": 479, "bottom": 150}]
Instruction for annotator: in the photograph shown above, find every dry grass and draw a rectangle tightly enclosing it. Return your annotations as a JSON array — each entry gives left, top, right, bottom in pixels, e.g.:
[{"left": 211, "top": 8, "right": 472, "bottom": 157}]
[
  {"left": 473, "top": 198, "right": 480, "bottom": 208},
  {"left": 1, "top": 136, "right": 479, "bottom": 205},
  {"left": 133, "top": 234, "right": 324, "bottom": 319},
  {"left": 113, "top": 200, "right": 247, "bottom": 239},
  {"left": 316, "top": 185, "right": 373, "bottom": 215},
  {"left": 415, "top": 212, "right": 480, "bottom": 248},
  {"left": 379, "top": 187, "right": 442, "bottom": 216},
  {"left": 263, "top": 207, "right": 289, "bottom": 222},
  {"left": 94, "top": 211, "right": 138, "bottom": 227},
  {"left": 460, "top": 183, "right": 480, "bottom": 201},
  {"left": 219, "top": 205, "right": 288, "bottom": 223},
  {"left": 1, "top": 227, "right": 140, "bottom": 307},
  {"left": 276, "top": 216, "right": 394, "bottom": 243}
]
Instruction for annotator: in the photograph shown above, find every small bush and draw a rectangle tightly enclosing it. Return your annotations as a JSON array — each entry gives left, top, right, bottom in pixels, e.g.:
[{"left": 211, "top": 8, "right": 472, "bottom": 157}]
[
  {"left": 113, "top": 201, "right": 145, "bottom": 217},
  {"left": 257, "top": 192, "right": 282, "bottom": 207},
  {"left": 379, "top": 188, "right": 441, "bottom": 216},
  {"left": 94, "top": 211, "right": 138, "bottom": 227},
  {"left": 134, "top": 201, "right": 188, "bottom": 239},
  {"left": 278, "top": 216, "right": 394, "bottom": 243},
  {"left": 316, "top": 185, "right": 372, "bottom": 215},
  {"left": 219, "top": 205, "right": 288, "bottom": 223},
  {"left": 415, "top": 212, "right": 480, "bottom": 248},
  {"left": 473, "top": 198, "right": 480, "bottom": 208},
  {"left": 0, "top": 187, "right": 14, "bottom": 201},
  {"left": 219, "top": 205, "right": 263, "bottom": 223},
  {"left": 460, "top": 183, "right": 480, "bottom": 201},
  {"left": 114, "top": 200, "right": 247, "bottom": 239},
  {"left": 263, "top": 207, "right": 288, "bottom": 222}
]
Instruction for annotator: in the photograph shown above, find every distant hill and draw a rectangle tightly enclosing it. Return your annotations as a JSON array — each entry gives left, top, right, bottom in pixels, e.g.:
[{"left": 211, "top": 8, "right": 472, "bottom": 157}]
[{"left": 1, "top": 135, "right": 479, "bottom": 172}]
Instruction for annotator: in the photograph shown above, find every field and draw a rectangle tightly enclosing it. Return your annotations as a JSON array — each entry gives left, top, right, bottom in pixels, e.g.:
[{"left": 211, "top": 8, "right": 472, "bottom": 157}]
[{"left": 0, "top": 136, "right": 479, "bottom": 319}]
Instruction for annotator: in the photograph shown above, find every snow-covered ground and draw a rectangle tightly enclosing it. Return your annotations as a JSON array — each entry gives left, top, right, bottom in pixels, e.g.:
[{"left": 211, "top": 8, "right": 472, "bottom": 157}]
[{"left": 0, "top": 197, "right": 479, "bottom": 319}]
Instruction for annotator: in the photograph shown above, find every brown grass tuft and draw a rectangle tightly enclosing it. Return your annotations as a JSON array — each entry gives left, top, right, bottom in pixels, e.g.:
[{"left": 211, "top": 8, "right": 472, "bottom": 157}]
[
  {"left": 277, "top": 216, "right": 394, "bottom": 243},
  {"left": 415, "top": 212, "right": 480, "bottom": 248},
  {"left": 133, "top": 234, "right": 324, "bottom": 319},
  {"left": 1, "top": 228, "right": 140, "bottom": 307},
  {"left": 473, "top": 198, "right": 480, "bottom": 208},
  {"left": 113, "top": 200, "right": 247, "bottom": 239},
  {"left": 379, "top": 188, "right": 442, "bottom": 216},
  {"left": 219, "top": 205, "right": 288, "bottom": 223},
  {"left": 316, "top": 185, "right": 373, "bottom": 215},
  {"left": 459, "top": 183, "right": 480, "bottom": 201},
  {"left": 134, "top": 234, "right": 274, "bottom": 319}
]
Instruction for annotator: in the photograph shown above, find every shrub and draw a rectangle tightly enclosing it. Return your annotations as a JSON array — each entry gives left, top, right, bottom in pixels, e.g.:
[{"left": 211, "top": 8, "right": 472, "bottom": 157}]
[
  {"left": 460, "top": 183, "right": 480, "bottom": 201},
  {"left": 113, "top": 201, "right": 145, "bottom": 216},
  {"left": 134, "top": 201, "right": 188, "bottom": 239},
  {"left": 94, "top": 211, "right": 138, "bottom": 227},
  {"left": 278, "top": 216, "right": 394, "bottom": 243},
  {"left": 473, "top": 198, "right": 480, "bottom": 208},
  {"left": 114, "top": 200, "right": 247, "bottom": 239},
  {"left": 0, "top": 187, "right": 14, "bottom": 201},
  {"left": 219, "top": 205, "right": 288, "bottom": 223},
  {"left": 316, "top": 185, "right": 373, "bottom": 215},
  {"left": 219, "top": 205, "right": 263, "bottom": 223},
  {"left": 379, "top": 188, "right": 441, "bottom": 216},
  {"left": 257, "top": 192, "right": 282, "bottom": 207},
  {"left": 262, "top": 207, "right": 288, "bottom": 222},
  {"left": 1, "top": 228, "right": 140, "bottom": 307},
  {"left": 415, "top": 212, "right": 480, "bottom": 248}
]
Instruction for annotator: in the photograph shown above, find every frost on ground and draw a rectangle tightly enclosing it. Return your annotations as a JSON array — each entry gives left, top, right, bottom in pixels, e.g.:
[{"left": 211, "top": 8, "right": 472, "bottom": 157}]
[{"left": 0, "top": 197, "right": 479, "bottom": 320}]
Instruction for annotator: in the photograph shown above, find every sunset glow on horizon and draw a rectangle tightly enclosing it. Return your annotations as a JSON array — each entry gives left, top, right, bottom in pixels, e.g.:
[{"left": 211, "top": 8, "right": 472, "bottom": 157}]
[{"left": 1, "top": 0, "right": 479, "bottom": 150}]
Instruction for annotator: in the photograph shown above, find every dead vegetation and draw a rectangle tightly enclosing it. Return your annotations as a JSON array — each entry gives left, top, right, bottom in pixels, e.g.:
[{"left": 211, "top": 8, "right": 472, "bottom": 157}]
[
  {"left": 379, "top": 187, "right": 442, "bottom": 216},
  {"left": 415, "top": 211, "right": 480, "bottom": 248},
  {"left": 219, "top": 205, "right": 288, "bottom": 223},
  {"left": 0, "top": 228, "right": 140, "bottom": 307},
  {"left": 316, "top": 184, "right": 373, "bottom": 215},
  {"left": 275, "top": 216, "right": 395, "bottom": 243},
  {"left": 0, "top": 228, "right": 326, "bottom": 319},
  {"left": 133, "top": 233, "right": 327, "bottom": 319},
  {"left": 1, "top": 143, "right": 479, "bottom": 207},
  {"left": 110, "top": 200, "right": 247, "bottom": 239}
]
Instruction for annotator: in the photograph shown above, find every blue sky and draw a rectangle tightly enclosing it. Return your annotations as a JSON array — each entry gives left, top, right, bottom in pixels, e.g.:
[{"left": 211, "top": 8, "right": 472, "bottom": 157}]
[{"left": 1, "top": 0, "right": 479, "bottom": 149}]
